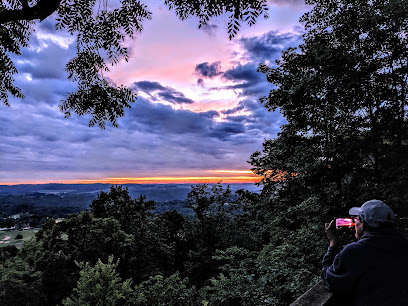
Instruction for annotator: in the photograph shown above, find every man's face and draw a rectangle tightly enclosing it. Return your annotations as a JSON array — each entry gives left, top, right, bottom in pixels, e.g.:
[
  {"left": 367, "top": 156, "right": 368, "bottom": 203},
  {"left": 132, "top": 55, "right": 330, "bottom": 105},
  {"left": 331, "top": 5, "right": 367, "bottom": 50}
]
[{"left": 354, "top": 216, "right": 364, "bottom": 239}]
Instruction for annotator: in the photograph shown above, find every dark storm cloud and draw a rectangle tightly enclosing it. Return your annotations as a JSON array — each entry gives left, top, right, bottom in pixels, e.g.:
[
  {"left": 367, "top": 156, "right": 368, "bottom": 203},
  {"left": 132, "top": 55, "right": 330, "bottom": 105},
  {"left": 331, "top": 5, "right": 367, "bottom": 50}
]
[
  {"left": 195, "top": 62, "right": 222, "bottom": 78},
  {"left": 132, "top": 81, "right": 194, "bottom": 104},
  {"left": 200, "top": 110, "right": 219, "bottom": 119},
  {"left": 239, "top": 30, "right": 303, "bottom": 63}
]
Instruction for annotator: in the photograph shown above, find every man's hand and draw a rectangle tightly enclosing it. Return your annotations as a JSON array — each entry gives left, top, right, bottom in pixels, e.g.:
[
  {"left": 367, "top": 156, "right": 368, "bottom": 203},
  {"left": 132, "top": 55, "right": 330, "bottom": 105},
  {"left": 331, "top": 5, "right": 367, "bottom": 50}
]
[{"left": 325, "top": 220, "right": 338, "bottom": 248}]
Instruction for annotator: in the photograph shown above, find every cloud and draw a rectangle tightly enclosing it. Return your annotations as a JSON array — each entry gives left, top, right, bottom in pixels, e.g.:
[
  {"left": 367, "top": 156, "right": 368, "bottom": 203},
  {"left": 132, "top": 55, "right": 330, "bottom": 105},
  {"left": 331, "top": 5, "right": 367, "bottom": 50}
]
[
  {"left": 200, "top": 23, "right": 219, "bottom": 36},
  {"left": 205, "top": 30, "right": 303, "bottom": 100},
  {"left": 15, "top": 40, "right": 73, "bottom": 80},
  {"left": 157, "top": 90, "right": 194, "bottom": 105},
  {"left": 239, "top": 30, "right": 303, "bottom": 63},
  {"left": 132, "top": 81, "right": 167, "bottom": 93},
  {"left": 219, "top": 63, "right": 269, "bottom": 98},
  {"left": 0, "top": 91, "right": 265, "bottom": 181},
  {"left": 195, "top": 61, "right": 222, "bottom": 79},
  {"left": 121, "top": 97, "right": 216, "bottom": 136},
  {"left": 223, "top": 63, "right": 261, "bottom": 83},
  {"left": 210, "top": 122, "right": 245, "bottom": 140},
  {"left": 1, "top": 6, "right": 309, "bottom": 183},
  {"left": 197, "top": 78, "right": 205, "bottom": 87},
  {"left": 132, "top": 81, "right": 194, "bottom": 104},
  {"left": 0, "top": 72, "right": 280, "bottom": 183},
  {"left": 37, "top": 18, "right": 57, "bottom": 33}
]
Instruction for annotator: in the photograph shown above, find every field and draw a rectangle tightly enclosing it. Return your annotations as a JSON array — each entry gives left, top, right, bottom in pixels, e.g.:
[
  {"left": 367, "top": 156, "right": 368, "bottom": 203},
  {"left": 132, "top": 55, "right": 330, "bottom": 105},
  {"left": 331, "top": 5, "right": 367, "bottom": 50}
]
[{"left": 0, "top": 229, "right": 39, "bottom": 248}]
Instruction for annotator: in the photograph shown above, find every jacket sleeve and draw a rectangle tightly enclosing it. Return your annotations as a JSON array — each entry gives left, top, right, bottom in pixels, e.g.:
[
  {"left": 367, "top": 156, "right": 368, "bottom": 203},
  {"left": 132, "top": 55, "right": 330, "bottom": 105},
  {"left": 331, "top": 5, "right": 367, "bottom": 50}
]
[
  {"left": 321, "top": 245, "right": 359, "bottom": 294},
  {"left": 321, "top": 246, "right": 339, "bottom": 290}
]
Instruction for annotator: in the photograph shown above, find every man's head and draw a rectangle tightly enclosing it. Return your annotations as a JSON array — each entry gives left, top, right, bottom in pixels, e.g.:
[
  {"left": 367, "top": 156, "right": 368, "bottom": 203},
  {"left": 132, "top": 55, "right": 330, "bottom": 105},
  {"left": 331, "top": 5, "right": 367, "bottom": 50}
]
[{"left": 349, "top": 200, "right": 396, "bottom": 237}]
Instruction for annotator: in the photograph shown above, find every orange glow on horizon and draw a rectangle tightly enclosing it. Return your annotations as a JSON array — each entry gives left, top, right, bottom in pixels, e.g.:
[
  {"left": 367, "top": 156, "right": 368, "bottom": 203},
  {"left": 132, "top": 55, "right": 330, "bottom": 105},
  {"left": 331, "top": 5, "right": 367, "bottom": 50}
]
[
  {"left": 210, "top": 170, "right": 254, "bottom": 174},
  {"left": 0, "top": 169, "right": 302, "bottom": 186},
  {"left": 1, "top": 173, "right": 261, "bottom": 186},
  {"left": 80, "top": 176, "right": 260, "bottom": 184}
]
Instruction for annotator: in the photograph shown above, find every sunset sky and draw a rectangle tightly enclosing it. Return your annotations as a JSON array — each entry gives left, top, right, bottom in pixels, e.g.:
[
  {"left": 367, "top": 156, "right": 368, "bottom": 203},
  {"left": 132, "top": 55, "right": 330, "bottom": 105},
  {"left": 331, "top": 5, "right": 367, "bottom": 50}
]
[{"left": 0, "top": 0, "right": 310, "bottom": 185}]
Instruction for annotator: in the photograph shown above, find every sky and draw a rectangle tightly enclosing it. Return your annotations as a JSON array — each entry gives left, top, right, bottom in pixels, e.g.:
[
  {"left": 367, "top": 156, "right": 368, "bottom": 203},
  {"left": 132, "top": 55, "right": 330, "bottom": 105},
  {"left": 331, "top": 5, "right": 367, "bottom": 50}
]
[{"left": 0, "top": 0, "right": 310, "bottom": 185}]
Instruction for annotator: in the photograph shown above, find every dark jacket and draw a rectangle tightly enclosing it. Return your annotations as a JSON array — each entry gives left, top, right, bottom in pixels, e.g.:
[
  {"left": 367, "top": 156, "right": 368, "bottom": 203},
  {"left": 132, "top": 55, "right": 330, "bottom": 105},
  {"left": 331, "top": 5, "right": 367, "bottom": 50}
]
[{"left": 321, "top": 229, "right": 408, "bottom": 305}]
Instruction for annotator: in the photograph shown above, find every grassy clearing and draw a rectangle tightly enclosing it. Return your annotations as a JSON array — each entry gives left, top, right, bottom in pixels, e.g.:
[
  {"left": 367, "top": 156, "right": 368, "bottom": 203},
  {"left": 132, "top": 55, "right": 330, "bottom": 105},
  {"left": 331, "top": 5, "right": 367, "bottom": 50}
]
[{"left": 0, "top": 229, "right": 39, "bottom": 248}]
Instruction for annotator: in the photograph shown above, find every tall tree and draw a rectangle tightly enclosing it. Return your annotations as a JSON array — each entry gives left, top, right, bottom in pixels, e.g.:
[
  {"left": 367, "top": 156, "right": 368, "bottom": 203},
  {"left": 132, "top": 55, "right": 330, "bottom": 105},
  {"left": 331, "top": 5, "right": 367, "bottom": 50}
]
[
  {"left": 0, "top": 0, "right": 269, "bottom": 128},
  {"left": 186, "top": 183, "right": 240, "bottom": 286},
  {"left": 90, "top": 185, "right": 155, "bottom": 230},
  {"left": 247, "top": 1, "right": 408, "bottom": 303},
  {"left": 254, "top": 0, "right": 408, "bottom": 212}
]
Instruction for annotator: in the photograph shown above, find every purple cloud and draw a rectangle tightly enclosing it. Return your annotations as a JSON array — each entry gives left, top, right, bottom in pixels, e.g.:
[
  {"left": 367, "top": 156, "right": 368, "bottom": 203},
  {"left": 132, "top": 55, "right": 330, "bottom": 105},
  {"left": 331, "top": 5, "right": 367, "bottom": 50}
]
[
  {"left": 195, "top": 61, "right": 222, "bottom": 78},
  {"left": 132, "top": 81, "right": 194, "bottom": 104}
]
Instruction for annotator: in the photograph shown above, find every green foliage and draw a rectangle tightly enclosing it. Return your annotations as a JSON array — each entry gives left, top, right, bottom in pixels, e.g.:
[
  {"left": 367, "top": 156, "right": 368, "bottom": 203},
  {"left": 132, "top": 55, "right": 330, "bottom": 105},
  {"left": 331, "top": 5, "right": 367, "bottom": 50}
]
[
  {"left": 256, "top": 229, "right": 322, "bottom": 304},
  {"left": 0, "top": 257, "right": 46, "bottom": 306},
  {"left": 20, "top": 211, "right": 134, "bottom": 304},
  {"left": 201, "top": 272, "right": 262, "bottom": 306},
  {"left": 62, "top": 256, "right": 133, "bottom": 306},
  {"left": 187, "top": 182, "right": 234, "bottom": 224},
  {"left": 254, "top": 0, "right": 408, "bottom": 213},
  {"left": 148, "top": 210, "right": 194, "bottom": 275},
  {"left": 200, "top": 247, "right": 261, "bottom": 305},
  {"left": 186, "top": 183, "right": 241, "bottom": 286},
  {"left": 248, "top": 0, "right": 408, "bottom": 303},
  {"left": 0, "top": 245, "right": 18, "bottom": 263},
  {"left": 90, "top": 185, "right": 155, "bottom": 230},
  {"left": 0, "top": 2, "right": 32, "bottom": 106},
  {"left": 132, "top": 272, "right": 196, "bottom": 305}
]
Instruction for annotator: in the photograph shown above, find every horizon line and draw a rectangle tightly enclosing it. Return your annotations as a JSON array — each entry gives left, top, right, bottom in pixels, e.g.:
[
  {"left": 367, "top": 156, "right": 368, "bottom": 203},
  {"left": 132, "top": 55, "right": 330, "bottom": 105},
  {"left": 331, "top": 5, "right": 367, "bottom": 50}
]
[{"left": 0, "top": 174, "right": 263, "bottom": 186}]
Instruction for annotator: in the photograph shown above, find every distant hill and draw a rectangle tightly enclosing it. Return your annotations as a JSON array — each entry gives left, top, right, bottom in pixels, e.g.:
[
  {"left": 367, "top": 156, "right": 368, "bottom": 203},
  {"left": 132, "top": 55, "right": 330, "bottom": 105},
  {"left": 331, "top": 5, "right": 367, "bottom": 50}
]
[{"left": 0, "top": 183, "right": 260, "bottom": 202}]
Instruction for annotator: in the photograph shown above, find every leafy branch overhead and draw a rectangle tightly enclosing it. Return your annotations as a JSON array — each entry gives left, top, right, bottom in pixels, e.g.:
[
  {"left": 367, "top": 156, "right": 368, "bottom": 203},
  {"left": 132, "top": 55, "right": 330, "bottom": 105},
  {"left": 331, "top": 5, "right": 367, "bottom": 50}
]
[{"left": 0, "top": 0, "right": 268, "bottom": 128}]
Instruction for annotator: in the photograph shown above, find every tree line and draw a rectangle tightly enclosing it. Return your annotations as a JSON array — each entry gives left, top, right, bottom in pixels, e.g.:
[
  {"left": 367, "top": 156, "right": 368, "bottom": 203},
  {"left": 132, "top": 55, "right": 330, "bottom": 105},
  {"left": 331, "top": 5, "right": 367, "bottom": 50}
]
[{"left": 2, "top": 183, "right": 320, "bottom": 305}]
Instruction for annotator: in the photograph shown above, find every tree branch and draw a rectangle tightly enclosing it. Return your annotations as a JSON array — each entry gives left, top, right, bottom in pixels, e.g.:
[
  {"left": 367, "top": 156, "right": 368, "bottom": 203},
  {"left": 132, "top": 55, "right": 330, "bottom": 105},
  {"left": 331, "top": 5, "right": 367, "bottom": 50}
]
[
  {"left": 0, "top": 0, "right": 62, "bottom": 24},
  {"left": 20, "top": 0, "right": 29, "bottom": 10}
]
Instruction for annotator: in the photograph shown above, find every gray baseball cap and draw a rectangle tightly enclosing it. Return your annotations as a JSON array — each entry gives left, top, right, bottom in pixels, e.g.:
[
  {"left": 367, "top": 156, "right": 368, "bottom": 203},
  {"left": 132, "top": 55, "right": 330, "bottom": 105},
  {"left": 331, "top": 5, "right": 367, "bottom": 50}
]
[{"left": 349, "top": 200, "right": 396, "bottom": 228}]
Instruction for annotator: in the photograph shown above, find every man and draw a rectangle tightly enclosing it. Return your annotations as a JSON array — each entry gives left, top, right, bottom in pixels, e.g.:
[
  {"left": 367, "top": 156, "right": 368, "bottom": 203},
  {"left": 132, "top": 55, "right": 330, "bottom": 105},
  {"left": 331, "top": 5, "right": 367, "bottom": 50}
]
[{"left": 322, "top": 199, "right": 408, "bottom": 305}]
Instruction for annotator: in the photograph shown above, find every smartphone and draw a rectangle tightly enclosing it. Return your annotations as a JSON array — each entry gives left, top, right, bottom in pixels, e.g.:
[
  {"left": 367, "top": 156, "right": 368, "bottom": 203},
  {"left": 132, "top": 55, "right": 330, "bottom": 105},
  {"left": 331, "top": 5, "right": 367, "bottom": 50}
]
[{"left": 336, "top": 218, "right": 355, "bottom": 228}]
